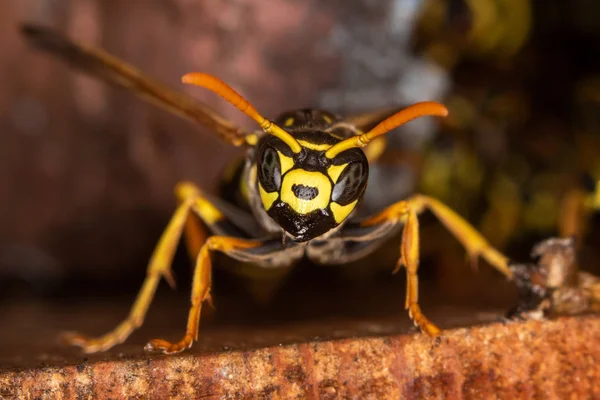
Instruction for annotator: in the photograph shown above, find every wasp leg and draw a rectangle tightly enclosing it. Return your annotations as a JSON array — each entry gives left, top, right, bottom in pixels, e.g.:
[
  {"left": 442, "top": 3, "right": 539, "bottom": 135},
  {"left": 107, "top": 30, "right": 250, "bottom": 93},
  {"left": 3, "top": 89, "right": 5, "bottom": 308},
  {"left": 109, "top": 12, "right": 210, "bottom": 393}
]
[
  {"left": 176, "top": 182, "right": 213, "bottom": 260},
  {"left": 411, "top": 195, "right": 512, "bottom": 277},
  {"left": 63, "top": 181, "right": 241, "bottom": 353},
  {"left": 62, "top": 198, "right": 196, "bottom": 353},
  {"left": 145, "top": 236, "right": 262, "bottom": 354},
  {"left": 361, "top": 194, "right": 512, "bottom": 336}
]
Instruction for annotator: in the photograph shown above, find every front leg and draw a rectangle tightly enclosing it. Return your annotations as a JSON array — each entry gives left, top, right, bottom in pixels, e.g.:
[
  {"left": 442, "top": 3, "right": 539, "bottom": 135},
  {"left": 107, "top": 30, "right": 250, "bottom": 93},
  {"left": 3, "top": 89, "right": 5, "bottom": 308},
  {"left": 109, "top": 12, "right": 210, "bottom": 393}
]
[
  {"left": 62, "top": 181, "right": 251, "bottom": 353},
  {"left": 144, "top": 231, "right": 304, "bottom": 354},
  {"left": 145, "top": 236, "right": 262, "bottom": 354}
]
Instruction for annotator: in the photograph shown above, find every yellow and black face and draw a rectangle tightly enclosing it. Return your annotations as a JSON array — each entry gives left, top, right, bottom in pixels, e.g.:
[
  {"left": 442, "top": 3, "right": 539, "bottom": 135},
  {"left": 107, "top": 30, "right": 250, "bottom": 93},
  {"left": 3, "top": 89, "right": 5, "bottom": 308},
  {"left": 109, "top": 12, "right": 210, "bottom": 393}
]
[
  {"left": 175, "top": 74, "right": 447, "bottom": 242},
  {"left": 256, "top": 131, "right": 369, "bottom": 242}
]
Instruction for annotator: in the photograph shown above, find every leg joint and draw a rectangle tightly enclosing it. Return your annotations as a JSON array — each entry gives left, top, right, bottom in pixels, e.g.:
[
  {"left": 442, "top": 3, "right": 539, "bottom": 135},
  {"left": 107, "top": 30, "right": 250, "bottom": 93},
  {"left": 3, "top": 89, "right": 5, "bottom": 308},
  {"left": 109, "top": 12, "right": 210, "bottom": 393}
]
[{"left": 175, "top": 181, "right": 203, "bottom": 201}]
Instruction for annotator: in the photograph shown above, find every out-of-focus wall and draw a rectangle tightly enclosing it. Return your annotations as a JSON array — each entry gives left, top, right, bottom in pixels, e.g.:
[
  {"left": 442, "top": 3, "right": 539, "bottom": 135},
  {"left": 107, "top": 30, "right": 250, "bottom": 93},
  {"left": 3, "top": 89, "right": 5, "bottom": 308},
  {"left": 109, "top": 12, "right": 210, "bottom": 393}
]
[{"left": 2, "top": 0, "right": 437, "bottom": 287}]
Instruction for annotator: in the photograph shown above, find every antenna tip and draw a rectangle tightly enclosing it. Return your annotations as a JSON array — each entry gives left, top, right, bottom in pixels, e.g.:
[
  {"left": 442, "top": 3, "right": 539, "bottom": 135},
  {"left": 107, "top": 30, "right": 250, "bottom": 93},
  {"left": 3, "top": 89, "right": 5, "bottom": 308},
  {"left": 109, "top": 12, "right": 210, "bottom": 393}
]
[
  {"left": 440, "top": 105, "right": 449, "bottom": 117},
  {"left": 181, "top": 72, "right": 206, "bottom": 85},
  {"left": 425, "top": 101, "right": 449, "bottom": 117}
]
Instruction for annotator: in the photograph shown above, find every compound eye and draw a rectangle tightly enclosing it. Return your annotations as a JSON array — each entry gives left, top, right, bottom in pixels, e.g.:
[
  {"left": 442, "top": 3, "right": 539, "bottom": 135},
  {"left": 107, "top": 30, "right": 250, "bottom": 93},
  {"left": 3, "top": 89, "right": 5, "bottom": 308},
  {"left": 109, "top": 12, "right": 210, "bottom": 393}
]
[
  {"left": 332, "top": 162, "right": 367, "bottom": 205},
  {"left": 258, "top": 147, "right": 282, "bottom": 192}
]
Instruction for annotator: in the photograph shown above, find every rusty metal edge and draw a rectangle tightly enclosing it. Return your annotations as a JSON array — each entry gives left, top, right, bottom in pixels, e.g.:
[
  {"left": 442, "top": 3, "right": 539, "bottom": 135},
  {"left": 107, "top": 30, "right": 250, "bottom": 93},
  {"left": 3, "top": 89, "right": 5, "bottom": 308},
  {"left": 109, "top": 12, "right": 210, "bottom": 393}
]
[{"left": 0, "top": 315, "right": 599, "bottom": 399}]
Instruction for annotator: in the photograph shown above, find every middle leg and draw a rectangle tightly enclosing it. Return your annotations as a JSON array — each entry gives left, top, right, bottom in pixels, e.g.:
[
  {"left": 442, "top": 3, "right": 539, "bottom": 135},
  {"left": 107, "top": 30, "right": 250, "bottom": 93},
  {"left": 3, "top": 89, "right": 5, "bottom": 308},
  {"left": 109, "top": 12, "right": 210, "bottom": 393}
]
[
  {"left": 360, "top": 194, "right": 513, "bottom": 335},
  {"left": 145, "top": 235, "right": 263, "bottom": 353},
  {"left": 143, "top": 232, "right": 305, "bottom": 354}
]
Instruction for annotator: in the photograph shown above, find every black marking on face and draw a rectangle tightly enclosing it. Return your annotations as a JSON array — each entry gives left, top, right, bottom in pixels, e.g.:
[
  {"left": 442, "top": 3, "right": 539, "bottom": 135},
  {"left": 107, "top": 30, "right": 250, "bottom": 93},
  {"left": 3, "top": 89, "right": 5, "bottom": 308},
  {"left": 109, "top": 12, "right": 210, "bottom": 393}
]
[
  {"left": 295, "top": 148, "right": 329, "bottom": 172},
  {"left": 258, "top": 146, "right": 281, "bottom": 192},
  {"left": 292, "top": 184, "right": 319, "bottom": 200},
  {"left": 332, "top": 161, "right": 368, "bottom": 205},
  {"left": 268, "top": 202, "right": 337, "bottom": 242}
]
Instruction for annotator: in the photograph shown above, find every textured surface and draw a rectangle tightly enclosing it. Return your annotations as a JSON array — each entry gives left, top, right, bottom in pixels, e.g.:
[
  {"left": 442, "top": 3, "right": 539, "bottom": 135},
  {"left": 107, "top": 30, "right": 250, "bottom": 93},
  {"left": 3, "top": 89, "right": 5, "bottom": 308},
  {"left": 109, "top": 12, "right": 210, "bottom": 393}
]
[{"left": 0, "top": 300, "right": 598, "bottom": 399}]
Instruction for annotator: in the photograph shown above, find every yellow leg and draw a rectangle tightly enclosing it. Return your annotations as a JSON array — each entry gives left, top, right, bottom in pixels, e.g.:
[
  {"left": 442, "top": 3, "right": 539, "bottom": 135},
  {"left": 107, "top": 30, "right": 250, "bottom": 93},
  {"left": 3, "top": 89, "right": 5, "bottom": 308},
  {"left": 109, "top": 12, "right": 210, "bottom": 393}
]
[
  {"left": 176, "top": 182, "right": 209, "bottom": 260},
  {"left": 362, "top": 194, "right": 513, "bottom": 336},
  {"left": 411, "top": 195, "right": 512, "bottom": 278},
  {"left": 401, "top": 205, "right": 441, "bottom": 335},
  {"left": 62, "top": 198, "right": 195, "bottom": 353},
  {"left": 145, "top": 236, "right": 261, "bottom": 354},
  {"left": 63, "top": 181, "right": 225, "bottom": 353}
]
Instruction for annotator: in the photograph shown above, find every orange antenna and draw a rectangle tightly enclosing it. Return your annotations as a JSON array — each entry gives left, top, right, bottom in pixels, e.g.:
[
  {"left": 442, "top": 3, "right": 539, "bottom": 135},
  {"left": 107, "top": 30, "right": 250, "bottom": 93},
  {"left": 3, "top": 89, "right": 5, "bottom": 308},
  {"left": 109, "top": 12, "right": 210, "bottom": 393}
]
[
  {"left": 182, "top": 73, "right": 302, "bottom": 153},
  {"left": 325, "top": 102, "right": 449, "bottom": 158}
]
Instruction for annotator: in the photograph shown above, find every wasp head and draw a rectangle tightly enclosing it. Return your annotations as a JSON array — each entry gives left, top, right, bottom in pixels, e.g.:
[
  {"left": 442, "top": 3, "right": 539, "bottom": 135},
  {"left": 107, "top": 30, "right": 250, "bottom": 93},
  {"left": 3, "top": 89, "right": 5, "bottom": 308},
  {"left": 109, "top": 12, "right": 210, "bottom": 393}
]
[{"left": 256, "top": 132, "right": 368, "bottom": 242}]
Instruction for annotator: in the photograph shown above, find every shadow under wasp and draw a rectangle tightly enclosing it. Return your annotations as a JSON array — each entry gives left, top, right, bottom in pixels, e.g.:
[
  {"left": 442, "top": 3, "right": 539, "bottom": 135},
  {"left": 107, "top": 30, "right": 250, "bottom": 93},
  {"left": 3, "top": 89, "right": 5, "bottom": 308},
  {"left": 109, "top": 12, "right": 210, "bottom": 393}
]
[{"left": 21, "top": 24, "right": 513, "bottom": 354}]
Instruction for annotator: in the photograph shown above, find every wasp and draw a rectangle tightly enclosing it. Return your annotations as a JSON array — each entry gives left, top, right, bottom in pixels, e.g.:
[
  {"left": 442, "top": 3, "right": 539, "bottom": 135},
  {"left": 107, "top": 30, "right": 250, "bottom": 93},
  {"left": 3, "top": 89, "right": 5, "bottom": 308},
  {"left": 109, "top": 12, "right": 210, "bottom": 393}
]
[{"left": 22, "top": 24, "right": 513, "bottom": 354}]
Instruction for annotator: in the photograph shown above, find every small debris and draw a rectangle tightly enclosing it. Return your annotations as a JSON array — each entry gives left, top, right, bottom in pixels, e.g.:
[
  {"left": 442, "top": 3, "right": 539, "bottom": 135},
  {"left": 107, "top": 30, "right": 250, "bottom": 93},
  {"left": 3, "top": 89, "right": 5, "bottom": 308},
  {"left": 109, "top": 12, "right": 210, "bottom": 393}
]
[{"left": 508, "top": 237, "right": 600, "bottom": 319}]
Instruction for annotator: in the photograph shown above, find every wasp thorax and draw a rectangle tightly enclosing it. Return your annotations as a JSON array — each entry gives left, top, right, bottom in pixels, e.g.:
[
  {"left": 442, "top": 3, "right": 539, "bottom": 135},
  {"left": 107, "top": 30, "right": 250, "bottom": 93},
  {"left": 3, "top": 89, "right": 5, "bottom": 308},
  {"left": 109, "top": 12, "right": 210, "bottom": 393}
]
[{"left": 256, "top": 134, "right": 369, "bottom": 242}]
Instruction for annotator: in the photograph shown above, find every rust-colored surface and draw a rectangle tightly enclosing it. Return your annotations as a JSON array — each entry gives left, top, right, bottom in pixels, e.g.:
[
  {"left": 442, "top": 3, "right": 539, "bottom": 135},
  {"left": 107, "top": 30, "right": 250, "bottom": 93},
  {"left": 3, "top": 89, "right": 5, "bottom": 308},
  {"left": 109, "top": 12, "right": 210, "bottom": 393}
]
[{"left": 0, "top": 301, "right": 599, "bottom": 399}]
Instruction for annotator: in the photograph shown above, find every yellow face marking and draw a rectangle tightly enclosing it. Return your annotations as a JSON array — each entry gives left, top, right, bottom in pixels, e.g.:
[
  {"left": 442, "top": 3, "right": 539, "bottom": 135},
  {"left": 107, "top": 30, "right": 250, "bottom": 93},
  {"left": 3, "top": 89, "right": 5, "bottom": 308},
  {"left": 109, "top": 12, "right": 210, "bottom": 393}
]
[
  {"left": 284, "top": 117, "right": 294, "bottom": 127},
  {"left": 278, "top": 151, "right": 294, "bottom": 175},
  {"left": 322, "top": 115, "right": 332, "bottom": 124},
  {"left": 259, "top": 183, "right": 279, "bottom": 211},
  {"left": 327, "top": 163, "right": 348, "bottom": 183},
  {"left": 330, "top": 200, "right": 358, "bottom": 224},
  {"left": 297, "top": 140, "right": 333, "bottom": 151},
  {"left": 281, "top": 169, "right": 332, "bottom": 214}
]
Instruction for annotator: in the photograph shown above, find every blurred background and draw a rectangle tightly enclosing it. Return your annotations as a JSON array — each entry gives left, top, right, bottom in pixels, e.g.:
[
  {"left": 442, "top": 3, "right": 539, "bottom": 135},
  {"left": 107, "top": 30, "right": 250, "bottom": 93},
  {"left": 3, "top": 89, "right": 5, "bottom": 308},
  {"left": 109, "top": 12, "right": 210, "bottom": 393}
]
[{"left": 0, "top": 0, "right": 599, "bottom": 345}]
